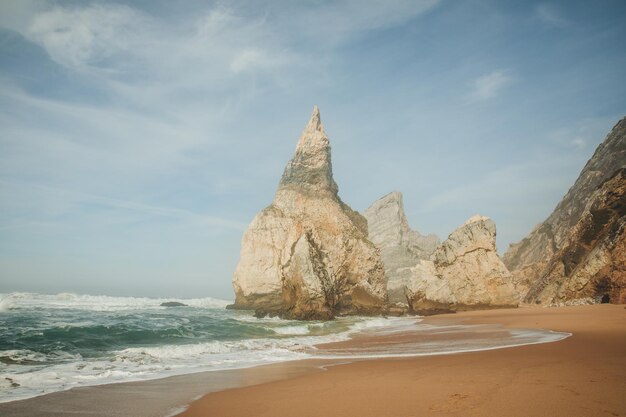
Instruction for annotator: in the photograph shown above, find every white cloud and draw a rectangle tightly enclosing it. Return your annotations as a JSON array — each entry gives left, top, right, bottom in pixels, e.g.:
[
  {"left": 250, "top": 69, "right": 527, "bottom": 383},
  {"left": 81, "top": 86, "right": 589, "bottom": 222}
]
[
  {"left": 546, "top": 116, "right": 616, "bottom": 151},
  {"left": 534, "top": 3, "right": 569, "bottom": 28},
  {"left": 25, "top": 4, "right": 146, "bottom": 72},
  {"left": 468, "top": 70, "right": 513, "bottom": 101},
  {"left": 15, "top": 3, "right": 288, "bottom": 82},
  {"left": 230, "top": 48, "right": 276, "bottom": 73},
  {"left": 278, "top": 0, "right": 441, "bottom": 45},
  {"left": 0, "top": 179, "right": 246, "bottom": 232},
  {"left": 571, "top": 137, "right": 586, "bottom": 149},
  {"left": 3, "top": 1, "right": 442, "bottom": 79},
  {"left": 0, "top": 0, "right": 42, "bottom": 33}
]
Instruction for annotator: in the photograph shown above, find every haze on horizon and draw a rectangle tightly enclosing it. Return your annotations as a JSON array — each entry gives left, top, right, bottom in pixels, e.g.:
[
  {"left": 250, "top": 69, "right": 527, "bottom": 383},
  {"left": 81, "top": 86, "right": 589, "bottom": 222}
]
[{"left": 0, "top": 0, "right": 625, "bottom": 299}]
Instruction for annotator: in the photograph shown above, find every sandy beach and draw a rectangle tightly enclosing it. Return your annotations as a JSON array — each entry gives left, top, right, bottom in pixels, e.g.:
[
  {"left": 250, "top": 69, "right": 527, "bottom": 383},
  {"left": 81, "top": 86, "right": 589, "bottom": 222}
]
[{"left": 180, "top": 304, "right": 626, "bottom": 417}]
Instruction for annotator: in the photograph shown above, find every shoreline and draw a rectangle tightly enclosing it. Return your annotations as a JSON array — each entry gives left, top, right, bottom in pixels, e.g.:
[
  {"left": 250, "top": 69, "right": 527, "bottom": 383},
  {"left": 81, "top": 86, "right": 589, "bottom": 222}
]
[
  {"left": 0, "top": 357, "right": 337, "bottom": 417},
  {"left": 179, "top": 304, "right": 626, "bottom": 417},
  {"left": 0, "top": 311, "right": 563, "bottom": 407},
  {"left": 0, "top": 304, "right": 623, "bottom": 417}
]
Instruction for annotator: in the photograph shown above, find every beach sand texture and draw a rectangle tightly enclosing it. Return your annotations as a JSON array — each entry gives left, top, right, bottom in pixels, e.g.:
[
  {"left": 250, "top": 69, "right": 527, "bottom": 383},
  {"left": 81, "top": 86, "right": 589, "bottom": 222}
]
[{"left": 180, "top": 304, "right": 626, "bottom": 417}]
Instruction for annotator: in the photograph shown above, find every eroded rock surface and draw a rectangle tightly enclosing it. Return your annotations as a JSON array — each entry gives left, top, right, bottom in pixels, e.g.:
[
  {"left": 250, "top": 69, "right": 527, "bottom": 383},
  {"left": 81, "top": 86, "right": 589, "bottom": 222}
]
[
  {"left": 364, "top": 191, "right": 439, "bottom": 303},
  {"left": 232, "top": 107, "right": 387, "bottom": 319},
  {"left": 524, "top": 169, "right": 626, "bottom": 304},
  {"left": 503, "top": 118, "right": 626, "bottom": 302},
  {"left": 406, "top": 216, "right": 519, "bottom": 314}
]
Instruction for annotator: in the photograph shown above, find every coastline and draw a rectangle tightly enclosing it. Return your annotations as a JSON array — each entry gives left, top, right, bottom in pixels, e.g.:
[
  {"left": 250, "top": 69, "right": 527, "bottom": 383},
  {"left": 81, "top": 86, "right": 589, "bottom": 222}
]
[
  {"left": 1, "top": 304, "right": 623, "bottom": 417},
  {"left": 0, "top": 358, "right": 335, "bottom": 417},
  {"left": 179, "top": 304, "right": 626, "bottom": 417}
]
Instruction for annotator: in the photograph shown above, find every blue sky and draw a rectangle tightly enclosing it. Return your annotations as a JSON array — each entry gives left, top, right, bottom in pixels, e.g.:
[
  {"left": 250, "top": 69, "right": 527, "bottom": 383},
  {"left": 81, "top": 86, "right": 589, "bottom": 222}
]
[{"left": 1, "top": 0, "right": 625, "bottom": 299}]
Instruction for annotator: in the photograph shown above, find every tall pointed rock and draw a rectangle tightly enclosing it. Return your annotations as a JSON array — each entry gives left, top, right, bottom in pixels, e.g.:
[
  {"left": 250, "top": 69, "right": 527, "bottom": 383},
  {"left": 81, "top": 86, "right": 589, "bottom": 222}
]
[
  {"left": 278, "top": 106, "right": 338, "bottom": 196},
  {"left": 232, "top": 107, "right": 387, "bottom": 319}
]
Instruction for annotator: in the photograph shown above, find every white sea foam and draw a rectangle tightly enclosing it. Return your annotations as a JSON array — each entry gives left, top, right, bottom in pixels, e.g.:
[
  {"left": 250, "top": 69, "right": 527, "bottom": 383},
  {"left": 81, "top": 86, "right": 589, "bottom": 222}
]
[
  {"left": 271, "top": 325, "right": 313, "bottom": 335},
  {"left": 0, "top": 323, "right": 350, "bottom": 403},
  {"left": 0, "top": 292, "right": 230, "bottom": 311},
  {"left": 0, "top": 295, "right": 571, "bottom": 405},
  {"left": 348, "top": 316, "right": 420, "bottom": 334},
  {"left": 313, "top": 328, "right": 571, "bottom": 360},
  {"left": 0, "top": 315, "right": 412, "bottom": 403}
]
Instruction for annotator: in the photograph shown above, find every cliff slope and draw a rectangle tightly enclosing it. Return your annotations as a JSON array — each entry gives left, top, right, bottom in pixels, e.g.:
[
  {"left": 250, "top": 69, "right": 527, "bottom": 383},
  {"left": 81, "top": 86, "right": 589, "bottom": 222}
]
[{"left": 504, "top": 117, "right": 626, "bottom": 303}]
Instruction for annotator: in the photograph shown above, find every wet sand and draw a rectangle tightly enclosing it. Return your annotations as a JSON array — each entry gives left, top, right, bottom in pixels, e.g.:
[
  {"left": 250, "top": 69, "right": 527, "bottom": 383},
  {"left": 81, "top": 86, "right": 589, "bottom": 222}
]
[
  {"left": 0, "top": 360, "right": 328, "bottom": 417},
  {"left": 180, "top": 304, "right": 626, "bottom": 417}
]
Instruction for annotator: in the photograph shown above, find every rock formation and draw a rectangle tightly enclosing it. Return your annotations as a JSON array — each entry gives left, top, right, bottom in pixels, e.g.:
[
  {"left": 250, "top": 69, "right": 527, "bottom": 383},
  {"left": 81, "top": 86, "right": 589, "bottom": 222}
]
[
  {"left": 504, "top": 117, "right": 626, "bottom": 304},
  {"left": 364, "top": 191, "right": 439, "bottom": 303},
  {"left": 231, "top": 106, "right": 387, "bottom": 319},
  {"left": 405, "top": 215, "right": 519, "bottom": 314},
  {"left": 523, "top": 168, "right": 626, "bottom": 304}
]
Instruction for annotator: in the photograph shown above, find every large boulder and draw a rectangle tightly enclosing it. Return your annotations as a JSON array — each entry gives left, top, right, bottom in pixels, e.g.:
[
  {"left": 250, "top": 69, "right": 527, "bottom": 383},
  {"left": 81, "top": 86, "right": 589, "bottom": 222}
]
[
  {"left": 364, "top": 191, "right": 439, "bottom": 303},
  {"left": 406, "top": 215, "right": 519, "bottom": 314},
  {"left": 231, "top": 107, "right": 387, "bottom": 319}
]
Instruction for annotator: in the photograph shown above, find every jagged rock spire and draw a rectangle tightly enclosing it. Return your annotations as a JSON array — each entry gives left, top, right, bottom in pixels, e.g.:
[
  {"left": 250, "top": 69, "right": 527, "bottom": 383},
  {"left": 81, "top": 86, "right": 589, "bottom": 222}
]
[
  {"left": 278, "top": 106, "right": 339, "bottom": 196},
  {"left": 304, "top": 105, "right": 323, "bottom": 133},
  {"left": 364, "top": 190, "right": 439, "bottom": 303},
  {"left": 232, "top": 106, "right": 387, "bottom": 319}
]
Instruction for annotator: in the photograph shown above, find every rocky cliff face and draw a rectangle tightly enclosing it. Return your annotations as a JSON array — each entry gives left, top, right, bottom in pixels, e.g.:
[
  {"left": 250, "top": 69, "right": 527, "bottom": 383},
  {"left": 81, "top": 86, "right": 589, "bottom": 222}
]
[
  {"left": 504, "top": 117, "right": 626, "bottom": 304},
  {"left": 524, "top": 169, "right": 626, "bottom": 304},
  {"left": 232, "top": 107, "right": 387, "bottom": 319},
  {"left": 364, "top": 191, "right": 439, "bottom": 303},
  {"left": 406, "top": 215, "right": 519, "bottom": 314}
]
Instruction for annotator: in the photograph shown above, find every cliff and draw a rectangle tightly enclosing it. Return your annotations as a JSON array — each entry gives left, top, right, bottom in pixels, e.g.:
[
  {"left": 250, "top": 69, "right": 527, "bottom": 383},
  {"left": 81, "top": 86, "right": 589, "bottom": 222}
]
[
  {"left": 524, "top": 168, "right": 626, "bottom": 304},
  {"left": 504, "top": 117, "right": 626, "bottom": 304}
]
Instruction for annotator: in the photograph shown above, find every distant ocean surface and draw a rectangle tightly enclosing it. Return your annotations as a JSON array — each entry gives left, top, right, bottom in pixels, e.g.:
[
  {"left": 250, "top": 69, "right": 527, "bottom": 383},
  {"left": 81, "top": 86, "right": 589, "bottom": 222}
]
[{"left": 0, "top": 292, "right": 569, "bottom": 403}]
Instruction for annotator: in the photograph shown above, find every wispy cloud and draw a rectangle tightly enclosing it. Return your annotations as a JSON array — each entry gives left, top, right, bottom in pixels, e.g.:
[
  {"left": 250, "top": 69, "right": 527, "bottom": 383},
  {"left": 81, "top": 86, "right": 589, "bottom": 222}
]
[
  {"left": 6, "top": 1, "right": 441, "bottom": 86},
  {"left": 0, "top": 179, "right": 246, "bottom": 231},
  {"left": 13, "top": 3, "right": 294, "bottom": 90},
  {"left": 467, "top": 70, "right": 513, "bottom": 101},
  {"left": 545, "top": 116, "right": 617, "bottom": 151},
  {"left": 275, "top": 0, "right": 441, "bottom": 45},
  {"left": 570, "top": 137, "right": 586, "bottom": 149},
  {"left": 534, "top": 3, "right": 569, "bottom": 28}
]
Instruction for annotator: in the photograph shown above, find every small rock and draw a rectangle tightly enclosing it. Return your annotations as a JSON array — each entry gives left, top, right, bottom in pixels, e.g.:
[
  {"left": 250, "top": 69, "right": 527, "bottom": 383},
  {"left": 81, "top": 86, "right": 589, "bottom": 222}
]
[{"left": 160, "top": 301, "right": 187, "bottom": 307}]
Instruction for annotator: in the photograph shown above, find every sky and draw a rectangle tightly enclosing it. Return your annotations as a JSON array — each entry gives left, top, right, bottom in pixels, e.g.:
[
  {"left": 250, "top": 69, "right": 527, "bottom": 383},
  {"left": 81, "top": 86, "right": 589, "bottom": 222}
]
[{"left": 0, "top": 0, "right": 625, "bottom": 299}]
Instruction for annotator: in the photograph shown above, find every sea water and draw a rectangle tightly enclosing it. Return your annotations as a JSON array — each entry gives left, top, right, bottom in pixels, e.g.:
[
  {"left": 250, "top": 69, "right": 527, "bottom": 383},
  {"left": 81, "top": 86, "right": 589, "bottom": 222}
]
[{"left": 0, "top": 292, "right": 569, "bottom": 403}]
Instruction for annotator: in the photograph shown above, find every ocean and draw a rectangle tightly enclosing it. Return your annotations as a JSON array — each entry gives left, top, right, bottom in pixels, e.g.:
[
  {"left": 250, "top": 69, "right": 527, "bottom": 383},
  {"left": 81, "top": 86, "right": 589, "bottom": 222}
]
[{"left": 0, "top": 292, "right": 569, "bottom": 404}]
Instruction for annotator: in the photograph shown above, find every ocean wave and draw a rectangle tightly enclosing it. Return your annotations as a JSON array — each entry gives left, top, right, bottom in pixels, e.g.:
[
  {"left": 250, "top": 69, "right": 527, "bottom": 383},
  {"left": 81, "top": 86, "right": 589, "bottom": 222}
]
[
  {"left": 271, "top": 324, "right": 318, "bottom": 335},
  {"left": 0, "top": 325, "right": 351, "bottom": 403},
  {"left": 0, "top": 349, "right": 81, "bottom": 365},
  {"left": 0, "top": 292, "right": 230, "bottom": 312},
  {"left": 0, "top": 300, "right": 570, "bottom": 406}
]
